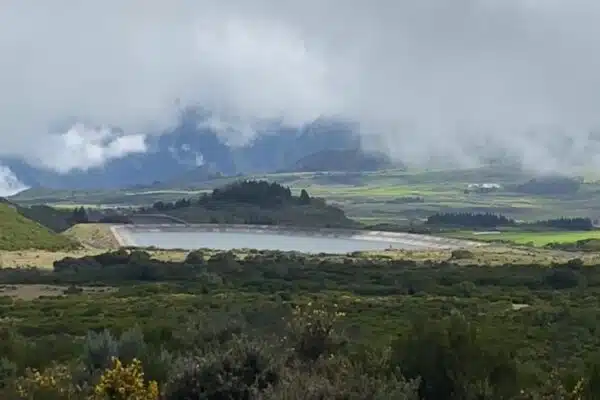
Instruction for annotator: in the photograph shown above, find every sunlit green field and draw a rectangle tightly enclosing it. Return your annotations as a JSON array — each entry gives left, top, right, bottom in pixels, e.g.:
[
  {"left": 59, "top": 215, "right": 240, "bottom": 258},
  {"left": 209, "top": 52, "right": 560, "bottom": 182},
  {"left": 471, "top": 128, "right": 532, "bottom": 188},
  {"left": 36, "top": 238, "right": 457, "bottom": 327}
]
[{"left": 447, "top": 230, "right": 600, "bottom": 246}]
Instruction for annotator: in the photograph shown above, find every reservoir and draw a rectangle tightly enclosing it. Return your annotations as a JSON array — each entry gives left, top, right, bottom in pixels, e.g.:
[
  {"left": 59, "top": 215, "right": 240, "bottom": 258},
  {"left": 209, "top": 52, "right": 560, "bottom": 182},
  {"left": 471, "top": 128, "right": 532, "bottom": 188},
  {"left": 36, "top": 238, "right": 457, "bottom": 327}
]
[{"left": 114, "top": 224, "right": 478, "bottom": 253}]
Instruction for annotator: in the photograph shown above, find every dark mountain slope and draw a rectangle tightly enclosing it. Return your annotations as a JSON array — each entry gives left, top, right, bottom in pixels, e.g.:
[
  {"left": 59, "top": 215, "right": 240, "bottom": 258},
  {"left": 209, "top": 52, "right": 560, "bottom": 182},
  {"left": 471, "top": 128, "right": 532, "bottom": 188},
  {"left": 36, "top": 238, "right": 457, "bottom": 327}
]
[
  {"left": 288, "top": 148, "right": 395, "bottom": 172},
  {"left": 4, "top": 111, "right": 361, "bottom": 190}
]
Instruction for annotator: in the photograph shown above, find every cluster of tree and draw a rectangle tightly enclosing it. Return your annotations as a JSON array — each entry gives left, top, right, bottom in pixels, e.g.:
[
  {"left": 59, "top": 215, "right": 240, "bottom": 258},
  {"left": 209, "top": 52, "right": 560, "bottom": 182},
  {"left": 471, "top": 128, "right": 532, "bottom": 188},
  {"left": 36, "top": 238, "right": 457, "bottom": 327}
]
[
  {"left": 531, "top": 217, "right": 594, "bottom": 231},
  {"left": 514, "top": 176, "right": 583, "bottom": 195},
  {"left": 68, "top": 206, "right": 134, "bottom": 225},
  {"left": 17, "top": 204, "right": 75, "bottom": 232},
  {"left": 425, "top": 212, "right": 596, "bottom": 231},
  {"left": 151, "top": 180, "right": 312, "bottom": 212},
  {"left": 385, "top": 196, "right": 425, "bottom": 204},
  {"left": 426, "top": 212, "right": 515, "bottom": 228},
  {"left": 206, "top": 180, "right": 311, "bottom": 207},
  {"left": 152, "top": 198, "right": 192, "bottom": 212},
  {"left": 68, "top": 206, "right": 89, "bottom": 224},
  {"left": 0, "top": 248, "right": 586, "bottom": 295},
  {"left": 545, "top": 238, "right": 600, "bottom": 252}
]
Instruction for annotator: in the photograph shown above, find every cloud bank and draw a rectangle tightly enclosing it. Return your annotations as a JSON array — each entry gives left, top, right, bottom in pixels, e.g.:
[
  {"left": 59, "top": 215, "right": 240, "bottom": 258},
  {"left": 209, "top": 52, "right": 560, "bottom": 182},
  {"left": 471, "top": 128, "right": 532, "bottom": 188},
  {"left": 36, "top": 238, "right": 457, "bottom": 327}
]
[
  {"left": 2, "top": 0, "right": 600, "bottom": 175},
  {"left": 0, "top": 167, "right": 28, "bottom": 197}
]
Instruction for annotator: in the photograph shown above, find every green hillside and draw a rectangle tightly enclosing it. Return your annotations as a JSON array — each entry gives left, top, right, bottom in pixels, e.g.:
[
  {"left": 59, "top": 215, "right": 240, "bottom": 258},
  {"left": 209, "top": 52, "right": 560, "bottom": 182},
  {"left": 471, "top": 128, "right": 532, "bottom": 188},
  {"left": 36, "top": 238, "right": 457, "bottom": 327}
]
[
  {"left": 287, "top": 148, "right": 395, "bottom": 172},
  {"left": 0, "top": 203, "right": 78, "bottom": 251}
]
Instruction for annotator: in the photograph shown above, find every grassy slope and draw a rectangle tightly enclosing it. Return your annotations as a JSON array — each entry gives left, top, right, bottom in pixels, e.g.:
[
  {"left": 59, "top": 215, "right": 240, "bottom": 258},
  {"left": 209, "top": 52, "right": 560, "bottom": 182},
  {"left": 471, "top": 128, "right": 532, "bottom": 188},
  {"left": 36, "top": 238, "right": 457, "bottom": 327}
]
[
  {"left": 0, "top": 204, "right": 78, "bottom": 251},
  {"left": 446, "top": 230, "right": 600, "bottom": 246}
]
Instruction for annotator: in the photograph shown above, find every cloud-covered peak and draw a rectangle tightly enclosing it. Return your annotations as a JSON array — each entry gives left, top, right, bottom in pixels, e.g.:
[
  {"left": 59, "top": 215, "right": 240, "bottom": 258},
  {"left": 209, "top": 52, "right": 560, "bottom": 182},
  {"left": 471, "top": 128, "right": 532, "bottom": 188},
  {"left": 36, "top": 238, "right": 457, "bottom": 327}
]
[
  {"left": 2, "top": 1, "right": 600, "bottom": 174},
  {"left": 0, "top": 166, "right": 28, "bottom": 197}
]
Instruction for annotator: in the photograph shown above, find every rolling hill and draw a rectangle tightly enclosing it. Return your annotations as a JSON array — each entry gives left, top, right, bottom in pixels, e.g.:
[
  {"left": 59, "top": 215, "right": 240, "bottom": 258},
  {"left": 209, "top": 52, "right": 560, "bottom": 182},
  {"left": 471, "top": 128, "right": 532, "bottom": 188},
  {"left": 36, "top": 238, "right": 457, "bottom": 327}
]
[
  {"left": 287, "top": 148, "right": 396, "bottom": 172},
  {"left": 0, "top": 202, "right": 78, "bottom": 251}
]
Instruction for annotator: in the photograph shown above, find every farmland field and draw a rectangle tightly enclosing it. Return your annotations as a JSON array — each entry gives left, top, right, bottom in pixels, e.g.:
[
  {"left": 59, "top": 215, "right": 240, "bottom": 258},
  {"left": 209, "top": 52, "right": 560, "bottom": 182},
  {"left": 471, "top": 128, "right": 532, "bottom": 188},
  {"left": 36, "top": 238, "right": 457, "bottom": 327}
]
[
  {"left": 12, "top": 167, "right": 600, "bottom": 224},
  {"left": 445, "top": 230, "right": 600, "bottom": 246}
]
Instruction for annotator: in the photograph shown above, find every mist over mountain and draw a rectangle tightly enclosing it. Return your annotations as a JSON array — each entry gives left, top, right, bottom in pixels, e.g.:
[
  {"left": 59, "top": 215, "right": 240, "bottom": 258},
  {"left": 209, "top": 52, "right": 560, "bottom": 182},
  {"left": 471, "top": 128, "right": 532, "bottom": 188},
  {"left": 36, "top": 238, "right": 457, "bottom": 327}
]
[
  {"left": 1, "top": 110, "right": 361, "bottom": 190},
  {"left": 3, "top": 1, "right": 600, "bottom": 191}
]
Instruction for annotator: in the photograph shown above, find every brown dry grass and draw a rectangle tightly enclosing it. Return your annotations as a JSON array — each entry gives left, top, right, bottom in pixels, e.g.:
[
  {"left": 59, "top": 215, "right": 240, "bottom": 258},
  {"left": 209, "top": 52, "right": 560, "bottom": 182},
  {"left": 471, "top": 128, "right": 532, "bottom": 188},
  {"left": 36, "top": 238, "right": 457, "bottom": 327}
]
[
  {"left": 0, "top": 248, "right": 188, "bottom": 269},
  {"left": 61, "top": 223, "right": 120, "bottom": 249},
  {"left": 0, "top": 284, "right": 115, "bottom": 300},
  {"left": 366, "top": 244, "right": 599, "bottom": 266}
]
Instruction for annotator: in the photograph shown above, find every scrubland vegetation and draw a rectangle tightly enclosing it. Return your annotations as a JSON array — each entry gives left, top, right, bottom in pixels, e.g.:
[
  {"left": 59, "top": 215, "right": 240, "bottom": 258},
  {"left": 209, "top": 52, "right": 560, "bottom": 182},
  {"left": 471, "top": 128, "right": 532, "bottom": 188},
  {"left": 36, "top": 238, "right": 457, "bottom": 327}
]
[
  {"left": 0, "top": 248, "right": 598, "bottom": 398},
  {"left": 5, "top": 172, "right": 600, "bottom": 397}
]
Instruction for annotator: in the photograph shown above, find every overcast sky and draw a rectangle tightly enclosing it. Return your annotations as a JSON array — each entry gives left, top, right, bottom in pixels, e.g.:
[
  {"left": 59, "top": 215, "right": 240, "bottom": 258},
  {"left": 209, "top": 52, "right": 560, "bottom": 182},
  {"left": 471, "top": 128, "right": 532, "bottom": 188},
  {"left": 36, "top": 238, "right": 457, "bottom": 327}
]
[{"left": 1, "top": 0, "right": 600, "bottom": 194}]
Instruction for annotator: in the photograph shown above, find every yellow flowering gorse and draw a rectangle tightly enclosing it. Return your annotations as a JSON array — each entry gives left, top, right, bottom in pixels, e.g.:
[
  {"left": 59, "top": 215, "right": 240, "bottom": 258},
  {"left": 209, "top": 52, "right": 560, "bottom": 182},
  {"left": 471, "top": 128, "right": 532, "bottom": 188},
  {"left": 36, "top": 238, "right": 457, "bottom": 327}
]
[
  {"left": 91, "top": 358, "right": 159, "bottom": 400},
  {"left": 15, "top": 364, "right": 81, "bottom": 399}
]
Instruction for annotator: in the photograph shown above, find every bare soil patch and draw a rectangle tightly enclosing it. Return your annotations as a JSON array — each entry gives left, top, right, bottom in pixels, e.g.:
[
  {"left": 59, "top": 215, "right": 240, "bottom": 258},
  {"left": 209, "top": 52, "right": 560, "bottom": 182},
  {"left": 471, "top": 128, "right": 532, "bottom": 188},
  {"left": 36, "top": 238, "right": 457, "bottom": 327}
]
[{"left": 62, "top": 223, "right": 121, "bottom": 249}]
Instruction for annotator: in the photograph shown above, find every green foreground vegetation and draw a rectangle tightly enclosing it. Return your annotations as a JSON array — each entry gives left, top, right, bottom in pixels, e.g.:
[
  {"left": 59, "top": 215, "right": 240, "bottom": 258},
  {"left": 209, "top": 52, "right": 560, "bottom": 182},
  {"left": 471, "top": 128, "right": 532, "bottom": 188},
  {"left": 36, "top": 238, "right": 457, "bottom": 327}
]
[{"left": 0, "top": 248, "right": 598, "bottom": 398}]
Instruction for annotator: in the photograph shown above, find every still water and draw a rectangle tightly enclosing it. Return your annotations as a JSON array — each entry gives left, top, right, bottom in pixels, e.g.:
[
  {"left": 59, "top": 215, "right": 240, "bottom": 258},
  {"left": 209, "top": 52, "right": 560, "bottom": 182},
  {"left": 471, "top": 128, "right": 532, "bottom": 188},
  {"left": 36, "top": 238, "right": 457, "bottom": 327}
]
[{"left": 124, "top": 230, "right": 416, "bottom": 253}]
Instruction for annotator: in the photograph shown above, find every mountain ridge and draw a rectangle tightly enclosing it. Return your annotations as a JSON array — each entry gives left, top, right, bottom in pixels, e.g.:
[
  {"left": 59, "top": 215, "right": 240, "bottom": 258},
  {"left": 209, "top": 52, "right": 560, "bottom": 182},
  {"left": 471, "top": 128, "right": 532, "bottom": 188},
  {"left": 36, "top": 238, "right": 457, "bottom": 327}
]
[{"left": 3, "top": 111, "right": 363, "bottom": 190}]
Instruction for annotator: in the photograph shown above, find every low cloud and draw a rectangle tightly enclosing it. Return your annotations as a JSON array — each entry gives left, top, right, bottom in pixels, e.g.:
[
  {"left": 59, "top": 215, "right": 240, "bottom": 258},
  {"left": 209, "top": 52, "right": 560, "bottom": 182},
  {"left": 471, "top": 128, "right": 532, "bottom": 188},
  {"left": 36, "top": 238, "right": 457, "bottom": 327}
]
[
  {"left": 2, "top": 1, "right": 600, "bottom": 174},
  {"left": 27, "top": 124, "right": 147, "bottom": 173},
  {"left": 0, "top": 166, "right": 28, "bottom": 197}
]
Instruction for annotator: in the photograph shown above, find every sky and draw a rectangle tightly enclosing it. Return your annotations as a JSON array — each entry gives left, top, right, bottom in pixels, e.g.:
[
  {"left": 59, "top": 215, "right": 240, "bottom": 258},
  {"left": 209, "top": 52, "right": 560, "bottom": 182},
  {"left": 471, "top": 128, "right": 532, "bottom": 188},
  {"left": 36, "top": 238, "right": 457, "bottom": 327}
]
[{"left": 1, "top": 1, "right": 600, "bottom": 193}]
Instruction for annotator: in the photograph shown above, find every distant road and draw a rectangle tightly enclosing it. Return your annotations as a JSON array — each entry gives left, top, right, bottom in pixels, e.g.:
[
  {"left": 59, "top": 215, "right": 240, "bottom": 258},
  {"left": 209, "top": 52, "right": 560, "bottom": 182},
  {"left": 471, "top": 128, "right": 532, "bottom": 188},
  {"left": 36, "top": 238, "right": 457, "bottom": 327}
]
[{"left": 128, "top": 213, "right": 190, "bottom": 225}]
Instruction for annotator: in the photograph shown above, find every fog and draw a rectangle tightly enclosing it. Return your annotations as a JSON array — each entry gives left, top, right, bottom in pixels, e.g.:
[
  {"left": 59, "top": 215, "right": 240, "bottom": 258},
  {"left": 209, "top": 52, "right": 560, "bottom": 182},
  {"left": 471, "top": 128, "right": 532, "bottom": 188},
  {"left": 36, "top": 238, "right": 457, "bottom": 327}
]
[{"left": 1, "top": 0, "right": 600, "bottom": 183}]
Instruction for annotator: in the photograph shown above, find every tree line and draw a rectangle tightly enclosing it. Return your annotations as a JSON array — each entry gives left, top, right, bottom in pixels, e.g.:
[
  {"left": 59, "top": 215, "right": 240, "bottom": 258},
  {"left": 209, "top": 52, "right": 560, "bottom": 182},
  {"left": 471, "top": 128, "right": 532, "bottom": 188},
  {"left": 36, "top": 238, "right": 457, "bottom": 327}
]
[
  {"left": 152, "top": 180, "right": 312, "bottom": 212},
  {"left": 426, "top": 212, "right": 594, "bottom": 231}
]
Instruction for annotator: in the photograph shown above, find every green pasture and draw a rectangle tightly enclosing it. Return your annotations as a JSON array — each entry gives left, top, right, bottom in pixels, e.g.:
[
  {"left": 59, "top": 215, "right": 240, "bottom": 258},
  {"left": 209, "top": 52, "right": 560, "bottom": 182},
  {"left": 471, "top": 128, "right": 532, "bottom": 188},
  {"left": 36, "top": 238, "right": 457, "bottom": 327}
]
[
  {"left": 447, "top": 230, "right": 600, "bottom": 246},
  {"left": 10, "top": 167, "right": 600, "bottom": 223}
]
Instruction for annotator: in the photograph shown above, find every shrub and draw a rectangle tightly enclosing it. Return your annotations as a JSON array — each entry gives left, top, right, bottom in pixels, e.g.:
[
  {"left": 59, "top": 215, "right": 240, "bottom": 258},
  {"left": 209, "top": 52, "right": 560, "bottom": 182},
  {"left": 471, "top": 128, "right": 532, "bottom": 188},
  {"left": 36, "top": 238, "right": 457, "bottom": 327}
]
[
  {"left": 184, "top": 250, "right": 205, "bottom": 265},
  {"left": 516, "top": 369, "right": 584, "bottom": 399},
  {"left": 286, "top": 302, "right": 346, "bottom": 363},
  {"left": 0, "top": 357, "right": 16, "bottom": 389},
  {"left": 118, "top": 327, "right": 147, "bottom": 366},
  {"left": 262, "top": 357, "right": 420, "bottom": 400},
  {"left": 391, "top": 312, "right": 519, "bottom": 400},
  {"left": 164, "top": 337, "right": 280, "bottom": 399},
  {"left": 450, "top": 249, "right": 474, "bottom": 260},
  {"left": 91, "top": 358, "right": 159, "bottom": 400},
  {"left": 63, "top": 285, "right": 83, "bottom": 295},
  {"left": 15, "top": 364, "right": 82, "bottom": 399},
  {"left": 82, "top": 330, "right": 119, "bottom": 374}
]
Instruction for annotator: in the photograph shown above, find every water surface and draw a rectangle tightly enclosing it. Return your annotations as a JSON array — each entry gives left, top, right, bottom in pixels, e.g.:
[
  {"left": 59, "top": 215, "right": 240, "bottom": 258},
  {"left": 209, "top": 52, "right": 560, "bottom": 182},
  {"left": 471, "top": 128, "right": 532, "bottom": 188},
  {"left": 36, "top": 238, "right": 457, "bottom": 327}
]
[{"left": 125, "top": 230, "right": 418, "bottom": 253}]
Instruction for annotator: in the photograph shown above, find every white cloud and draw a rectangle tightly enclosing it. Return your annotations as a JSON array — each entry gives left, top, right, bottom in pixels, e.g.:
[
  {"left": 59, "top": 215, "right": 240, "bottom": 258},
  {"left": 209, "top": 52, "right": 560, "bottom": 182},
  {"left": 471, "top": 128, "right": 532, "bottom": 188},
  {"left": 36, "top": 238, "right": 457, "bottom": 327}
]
[
  {"left": 27, "top": 124, "right": 147, "bottom": 173},
  {"left": 1, "top": 1, "right": 600, "bottom": 173},
  {"left": 0, "top": 166, "right": 28, "bottom": 197}
]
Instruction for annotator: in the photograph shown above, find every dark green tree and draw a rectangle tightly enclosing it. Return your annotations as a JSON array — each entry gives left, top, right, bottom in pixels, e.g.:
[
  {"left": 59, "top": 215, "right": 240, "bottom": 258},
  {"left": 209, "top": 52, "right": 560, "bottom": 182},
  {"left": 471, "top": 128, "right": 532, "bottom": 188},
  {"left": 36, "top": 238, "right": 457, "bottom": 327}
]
[
  {"left": 70, "top": 206, "right": 89, "bottom": 224},
  {"left": 299, "top": 189, "right": 311, "bottom": 205}
]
